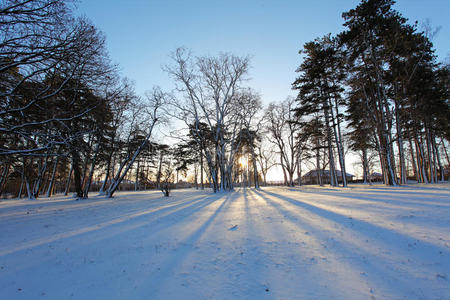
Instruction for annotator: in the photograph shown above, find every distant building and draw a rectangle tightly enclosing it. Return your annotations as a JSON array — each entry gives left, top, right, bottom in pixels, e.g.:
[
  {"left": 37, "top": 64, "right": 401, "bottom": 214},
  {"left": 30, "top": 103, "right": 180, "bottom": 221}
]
[
  {"left": 176, "top": 180, "right": 192, "bottom": 188},
  {"left": 369, "top": 172, "right": 383, "bottom": 182},
  {"left": 302, "top": 169, "right": 354, "bottom": 185},
  {"left": 443, "top": 166, "right": 450, "bottom": 180}
]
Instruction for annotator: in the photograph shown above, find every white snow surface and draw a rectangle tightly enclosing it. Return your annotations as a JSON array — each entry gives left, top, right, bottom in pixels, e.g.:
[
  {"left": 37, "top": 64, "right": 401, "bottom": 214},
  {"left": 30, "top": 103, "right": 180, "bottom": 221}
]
[{"left": 1, "top": 184, "right": 449, "bottom": 299}]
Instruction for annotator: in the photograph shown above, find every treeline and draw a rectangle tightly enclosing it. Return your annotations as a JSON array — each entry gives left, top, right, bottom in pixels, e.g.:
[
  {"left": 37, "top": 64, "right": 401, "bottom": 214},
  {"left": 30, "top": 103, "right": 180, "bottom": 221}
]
[
  {"left": 1, "top": 0, "right": 449, "bottom": 199},
  {"left": 0, "top": 0, "right": 164, "bottom": 199},
  {"left": 0, "top": 0, "right": 264, "bottom": 199},
  {"left": 292, "top": 0, "right": 449, "bottom": 186}
]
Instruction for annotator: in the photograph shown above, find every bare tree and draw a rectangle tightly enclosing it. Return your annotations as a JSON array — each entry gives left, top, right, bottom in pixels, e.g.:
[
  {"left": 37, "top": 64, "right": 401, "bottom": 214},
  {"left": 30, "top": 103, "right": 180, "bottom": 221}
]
[
  {"left": 0, "top": 1, "right": 123, "bottom": 198},
  {"left": 97, "top": 79, "right": 134, "bottom": 194},
  {"left": 1, "top": 1, "right": 115, "bottom": 156},
  {"left": 236, "top": 89, "right": 262, "bottom": 188},
  {"left": 265, "top": 98, "right": 301, "bottom": 186},
  {"left": 106, "top": 88, "right": 165, "bottom": 198},
  {"left": 165, "top": 48, "right": 250, "bottom": 192},
  {"left": 255, "top": 141, "right": 276, "bottom": 186}
]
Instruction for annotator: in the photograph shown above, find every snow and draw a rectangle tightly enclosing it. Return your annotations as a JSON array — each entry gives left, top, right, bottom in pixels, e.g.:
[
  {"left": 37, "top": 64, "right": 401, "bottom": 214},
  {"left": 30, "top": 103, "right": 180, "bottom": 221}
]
[{"left": 1, "top": 184, "right": 449, "bottom": 299}]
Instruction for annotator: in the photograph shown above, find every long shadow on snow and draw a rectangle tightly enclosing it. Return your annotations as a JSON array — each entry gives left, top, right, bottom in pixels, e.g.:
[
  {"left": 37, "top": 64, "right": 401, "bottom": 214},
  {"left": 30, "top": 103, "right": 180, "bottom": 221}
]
[
  {"left": 0, "top": 192, "right": 227, "bottom": 282},
  {"left": 1, "top": 190, "right": 213, "bottom": 229},
  {"left": 0, "top": 189, "right": 206, "bottom": 221},
  {"left": 292, "top": 188, "right": 450, "bottom": 209},
  {"left": 73, "top": 192, "right": 227, "bottom": 246},
  {"left": 139, "top": 191, "right": 237, "bottom": 298},
  {"left": 298, "top": 183, "right": 450, "bottom": 194},
  {"left": 0, "top": 191, "right": 222, "bottom": 258},
  {"left": 254, "top": 189, "right": 449, "bottom": 259},
  {"left": 358, "top": 184, "right": 450, "bottom": 192},
  {"left": 245, "top": 189, "right": 386, "bottom": 298},
  {"left": 237, "top": 188, "right": 300, "bottom": 298},
  {"left": 251, "top": 189, "right": 448, "bottom": 297},
  {"left": 0, "top": 191, "right": 167, "bottom": 223}
]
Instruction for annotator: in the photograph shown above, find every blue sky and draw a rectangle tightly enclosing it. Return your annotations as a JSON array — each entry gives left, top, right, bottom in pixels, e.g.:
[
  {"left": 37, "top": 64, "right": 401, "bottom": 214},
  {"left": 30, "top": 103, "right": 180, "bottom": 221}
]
[{"left": 76, "top": 0, "right": 450, "bottom": 104}]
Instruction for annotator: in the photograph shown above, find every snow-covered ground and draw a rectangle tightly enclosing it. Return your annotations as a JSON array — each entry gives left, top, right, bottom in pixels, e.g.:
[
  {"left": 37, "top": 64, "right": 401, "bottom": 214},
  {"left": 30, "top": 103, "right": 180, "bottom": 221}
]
[{"left": 0, "top": 184, "right": 449, "bottom": 299}]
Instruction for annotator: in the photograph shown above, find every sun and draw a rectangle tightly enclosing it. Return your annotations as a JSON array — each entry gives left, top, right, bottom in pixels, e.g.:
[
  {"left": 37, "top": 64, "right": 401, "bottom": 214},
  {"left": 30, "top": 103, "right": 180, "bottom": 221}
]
[{"left": 238, "top": 156, "right": 247, "bottom": 169}]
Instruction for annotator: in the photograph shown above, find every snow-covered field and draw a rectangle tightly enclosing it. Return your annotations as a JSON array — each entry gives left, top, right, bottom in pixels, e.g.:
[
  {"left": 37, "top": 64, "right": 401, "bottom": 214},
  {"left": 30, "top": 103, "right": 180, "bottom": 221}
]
[{"left": 0, "top": 184, "right": 449, "bottom": 299}]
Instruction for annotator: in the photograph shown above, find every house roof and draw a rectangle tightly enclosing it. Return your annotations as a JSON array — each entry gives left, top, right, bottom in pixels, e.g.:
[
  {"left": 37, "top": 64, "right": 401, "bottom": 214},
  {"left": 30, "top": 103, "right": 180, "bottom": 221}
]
[{"left": 302, "top": 169, "right": 354, "bottom": 178}]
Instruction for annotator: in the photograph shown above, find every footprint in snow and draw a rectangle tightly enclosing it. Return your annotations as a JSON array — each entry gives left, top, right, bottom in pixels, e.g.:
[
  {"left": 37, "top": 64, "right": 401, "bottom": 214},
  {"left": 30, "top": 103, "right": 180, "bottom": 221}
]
[{"left": 229, "top": 225, "right": 238, "bottom": 231}]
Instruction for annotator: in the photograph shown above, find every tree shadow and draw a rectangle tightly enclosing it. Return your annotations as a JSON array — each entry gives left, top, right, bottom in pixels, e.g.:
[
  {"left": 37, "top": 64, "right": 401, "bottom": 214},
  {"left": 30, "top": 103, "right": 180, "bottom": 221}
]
[
  {"left": 251, "top": 189, "right": 449, "bottom": 298},
  {"left": 137, "top": 191, "right": 236, "bottom": 299},
  {"left": 0, "top": 191, "right": 223, "bottom": 258},
  {"left": 254, "top": 189, "right": 449, "bottom": 259},
  {"left": 291, "top": 187, "right": 450, "bottom": 209}
]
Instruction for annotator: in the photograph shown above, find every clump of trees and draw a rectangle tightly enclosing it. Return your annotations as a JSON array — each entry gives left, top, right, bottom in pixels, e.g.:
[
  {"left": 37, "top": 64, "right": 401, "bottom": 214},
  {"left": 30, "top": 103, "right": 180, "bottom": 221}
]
[
  {"left": 165, "top": 48, "right": 263, "bottom": 192},
  {"left": 265, "top": 98, "right": 302, "bottom": 187},
  {"left": 292, "top": 0, "right": 449, "bottom": 186},
  {"left": 0, "top": 0, "right": 163, "bottom": 199}
]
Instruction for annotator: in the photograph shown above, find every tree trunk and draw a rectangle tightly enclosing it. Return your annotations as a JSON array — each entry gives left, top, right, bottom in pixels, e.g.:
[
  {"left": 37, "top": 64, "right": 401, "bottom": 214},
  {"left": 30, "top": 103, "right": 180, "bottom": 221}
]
[
  {"left": 31, "top": 156, "right": 49, "bottom": 199},
  {"left": 18, "top": 167, "right": 24, "bottom": 198},
  {"left": 441, "top": 138, "right": 450, "bottom": 166},
  {"left": 200, "top": 151, "right": 204, "bottom": 190},
  {"left": 80, "top": 134, "right": 94, "bottom": 191},
  {"left": 324, "top": 108, "right": 337, "bottom": 187},
  {"left": 415, "top": 135, "right": 428, "bottom": 183},
  {"left": 362, "top": 149, "right": 368, "bottom": 184},
  {"left": 248, "top": 141, "right": 259, "bottom": 189},
  {"left": 408, "top": 138, "right": 419, "bottom": 182},
  {"left": 135, "top": 158, "right": 140, "bottom": 191},
  {"left": 0, "top": 163, "right": 10, "bottom": 197},
  {"left": 194, "top": 163, "right": 198, "bottom": 189},
  {"left": 395, "top": 100, "right": 407, "bottom": 184},
  {"left": 329, "top": 97, "right": 347, "bottom": 187},
  {"left": 83, "top": 140, "right": 101, "bottom": 198},
  {"left": 72, "top": 150, "right": 83, "bottom": 198},
  {"left": 280, "top": 154, "right": 288, "bottom": 186},
  {"left": 380, "top": 130, "right": 397, "bottom": 186},
  {"left": 156, "top": 151, "right": 163, "bottom": 189},
  {"left": 46, "top": 156, "right": 59, "bottom": 197},
  {"left": 368, "top": 46, "right": 397, "bottom": 186},
  {"left": 64, "top": 163, "right": 73, "bottom": 196},
  {"left": 316, "top": 147, "right": 323, "bottom": 186},
  {"left": 25, "top": 174, "right": 32, "bottom": 199},
  {"left": 107, "top": 118, "right": 158, "bottom": 198},
  {"left": 335, "top": 100, "right": 347, "bottom": 187},
  {"left": 296, "top": 149, "right": 302, "bottom": 186},
  {"left": 433, "top": 135, "right": 444, "bottom": 182},
  {"left": 425, "top": 127, "right": 435, "bottom": 183},
  {"left": 99, "top": 161, "right": 110, "bottom": 194}
]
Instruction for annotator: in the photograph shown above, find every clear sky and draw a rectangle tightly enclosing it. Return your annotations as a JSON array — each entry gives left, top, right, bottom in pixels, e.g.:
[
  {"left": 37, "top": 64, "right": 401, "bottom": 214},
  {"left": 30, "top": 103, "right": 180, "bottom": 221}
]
[
  {"left": 76, "top": 0, "right": 449, "bottom": 103},
  {"left": 76, "top": 0, "right": 449, "bottom": 180}
]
